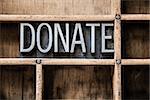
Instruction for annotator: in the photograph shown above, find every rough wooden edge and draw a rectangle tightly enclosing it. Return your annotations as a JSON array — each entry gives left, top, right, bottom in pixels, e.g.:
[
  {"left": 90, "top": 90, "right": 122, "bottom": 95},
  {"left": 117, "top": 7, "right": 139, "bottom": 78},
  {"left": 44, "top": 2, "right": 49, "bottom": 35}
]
[
  {"left": 114, "top": 18, "right": 121, "bottom": 59},
  {"left": 3, "top": 58, "right": 149, "bottom": 66},
  {"left": 0, "top": 58, "right": 115, "bottom": 65},
  {"left": 0, "top": 58, "right": 36, "bottom": 65},
  {"left": 122, "top": 14, "right": 150, "bottom": 20},
  {"left": 0, "top": 14, "right": 149, "bottom": 21},
  {"left": 122, "top": 59, "right": 150, "bottom": 65},
  {"left": 36, "top": 64, "right": 42, "bottom": 100},
  {"left": 113, "top": 19, "right": 121, "bottom": 100},
  {"left": 42, "top": 59, "right": 115, "bottom": 65},
  {"left": 113, "top": 64, "right": 121, "bottom": 100},
  {"left": 113, "top": 0, "right": 121, "bottom": 99},
  {"left": 0, "top": 15, "right": 114, "bottom": 21}
]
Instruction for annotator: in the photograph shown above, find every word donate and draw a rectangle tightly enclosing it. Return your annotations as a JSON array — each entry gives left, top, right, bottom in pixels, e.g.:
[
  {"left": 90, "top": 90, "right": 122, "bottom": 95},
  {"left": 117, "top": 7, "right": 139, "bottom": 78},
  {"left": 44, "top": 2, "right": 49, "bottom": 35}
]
[{"left": 20, "top": 23, "right": 114, "bottom": 53}]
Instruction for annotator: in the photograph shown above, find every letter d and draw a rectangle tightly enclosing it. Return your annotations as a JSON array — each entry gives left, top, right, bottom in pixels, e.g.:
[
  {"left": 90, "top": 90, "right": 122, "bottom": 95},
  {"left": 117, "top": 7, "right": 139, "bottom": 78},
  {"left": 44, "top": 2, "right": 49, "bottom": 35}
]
[{"left": 20, "top": 23, "right": 35, "bottom": 52}]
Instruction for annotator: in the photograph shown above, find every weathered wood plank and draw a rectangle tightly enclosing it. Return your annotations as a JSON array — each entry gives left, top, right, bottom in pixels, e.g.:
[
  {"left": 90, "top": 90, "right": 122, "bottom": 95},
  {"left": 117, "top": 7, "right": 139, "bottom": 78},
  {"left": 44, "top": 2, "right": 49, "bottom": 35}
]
[
  {"left": 42, "top": 59, "right": 115, "bottom": 65},
  {"left": 0, "top": 0, "right": 112, "bottom": 15},
  {"left": 43, "top": 66, "right": 113, "bottom": 99},
  {"left": 0, "top": 66, "right": 3, "bottom": 99},
  {"left": 113, "top": 0, "right": 121, "bottom": 99},
  {"left": 22, "top": 66, "right": 35, "bottom": 100},
  {"left": 121, "top": 0, "right": 150, "bottom": 14},
  {"left": 0, "top": 15, "right": 114, "bottom": 21},
  {"left": 0, "top": 23, "right": 19, "bottom": 57},
  {"left": 36, "top": 64, "right": 42, "bottom": 100},
  {"left": 0, "top": 66, "right": 35, "bottom": 100},
  {"left": 122, "top": 21, "right": 149, "bottom": 58},
  {"left": 0, "top": 66, "right": 23, "bottom": 100},
  {"left": 122, "top": 65, "right": 149, "bottom": 99},
  {"left": 0, "top": 58, "right": 149, "bottom": 66},
  {"left": 0, "top": 58, "right": 115, "bottom": 65},
  {"left": 122, "top": 14, "right": 150, "bottom": 20},
  {"left": 0, "top": 58, "right": 36, "bottom": 65},
  {"left": 122, "top": 59, "right": 150, "bottom": 65}
]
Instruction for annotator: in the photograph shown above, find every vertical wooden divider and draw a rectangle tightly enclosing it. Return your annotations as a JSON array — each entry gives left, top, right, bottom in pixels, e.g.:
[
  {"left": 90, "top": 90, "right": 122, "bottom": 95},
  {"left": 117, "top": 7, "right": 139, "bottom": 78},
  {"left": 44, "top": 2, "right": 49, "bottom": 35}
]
[
  {"left": 36, "top": 61, "right": 43, "bottom": 100},
  {"left": 113, "top": 0, "right": 121, "bottom": 100}
]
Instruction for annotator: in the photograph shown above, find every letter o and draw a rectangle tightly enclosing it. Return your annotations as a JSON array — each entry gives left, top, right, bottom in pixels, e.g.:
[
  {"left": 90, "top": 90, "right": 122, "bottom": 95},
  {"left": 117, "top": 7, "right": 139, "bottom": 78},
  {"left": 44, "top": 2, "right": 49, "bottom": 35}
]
[{"left": 37, "top": 23, "right": 53, "bottom": 53}]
